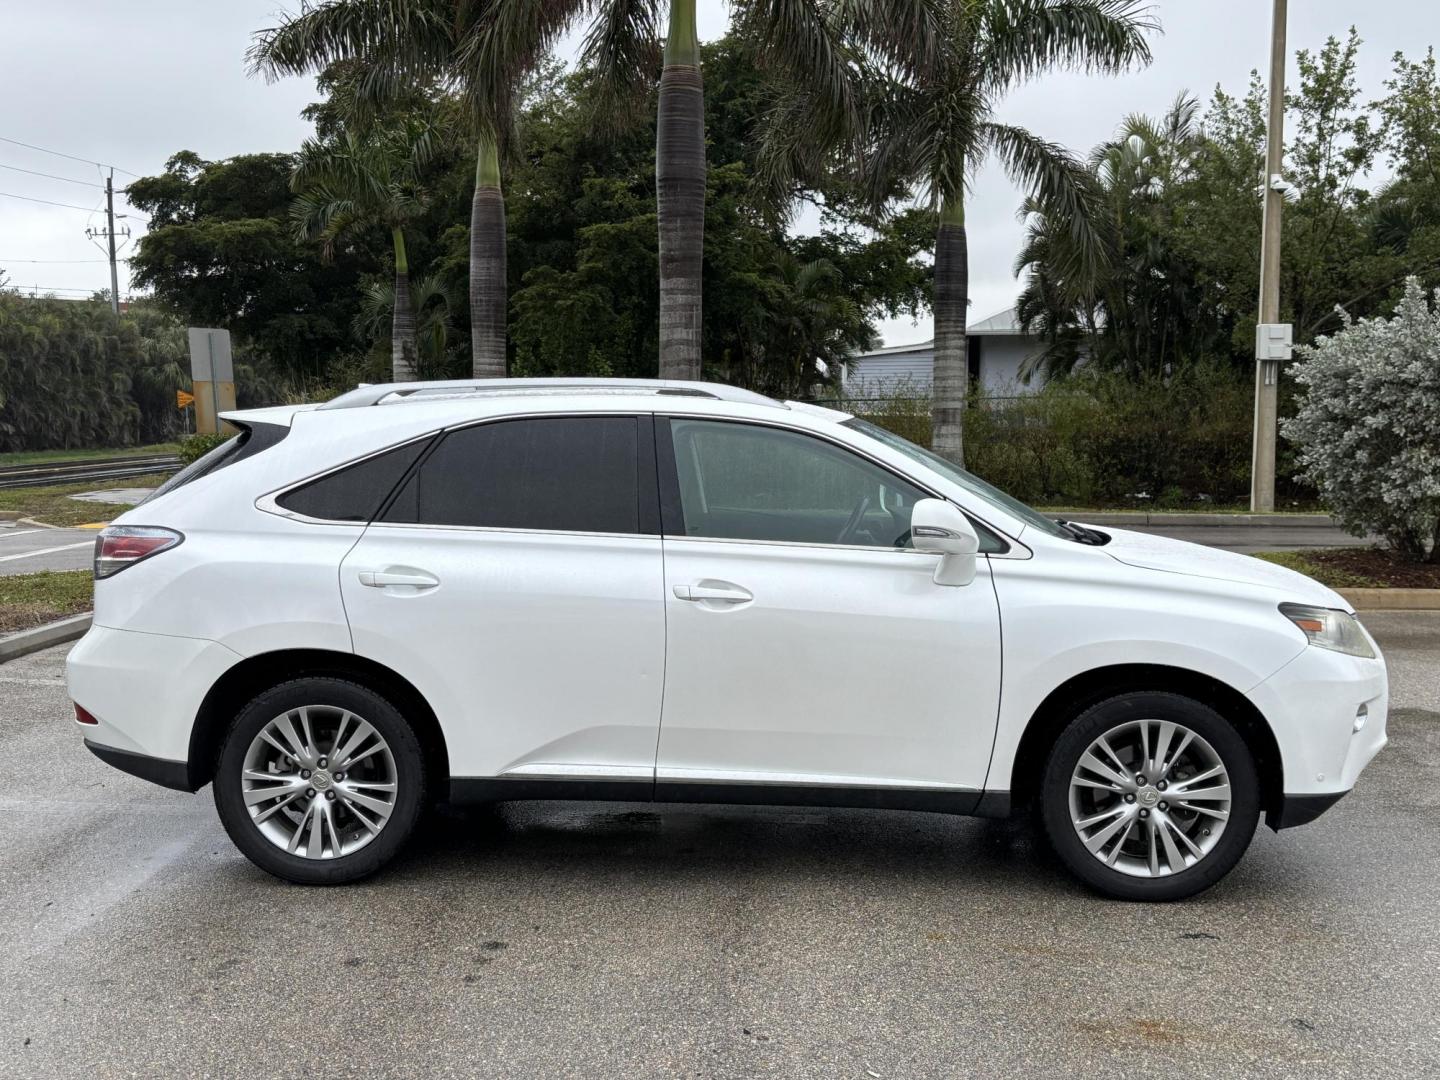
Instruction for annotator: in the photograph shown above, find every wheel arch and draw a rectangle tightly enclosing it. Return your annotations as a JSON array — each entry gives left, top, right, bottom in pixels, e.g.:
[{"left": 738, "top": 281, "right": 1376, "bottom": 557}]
[
  {"left": 188, "top": 649, "right": 450, "bottom": 796},
  {"left": 1006, "top": 663, "right": 1283, "bottom": 817}
]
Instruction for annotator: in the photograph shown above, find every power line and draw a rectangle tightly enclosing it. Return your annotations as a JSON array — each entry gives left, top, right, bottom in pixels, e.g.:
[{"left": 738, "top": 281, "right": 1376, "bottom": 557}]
[
  {"left": 0, "top": 135, "right": 138, "bottom": 178},
  {"left": 4, "top": 284, "right": 114, "bottom": 293},
  {"left": 0, "top": 187, "right": 149, "bottom": 222},
  {"left": 0, "top": 162, "right": 103, "bottom": 187},
  {"left": 0, "top": 257, "right": 122, "bottom": 263},
  {"left": 0, "top": 189, "right": 101, "bottom": 213}
]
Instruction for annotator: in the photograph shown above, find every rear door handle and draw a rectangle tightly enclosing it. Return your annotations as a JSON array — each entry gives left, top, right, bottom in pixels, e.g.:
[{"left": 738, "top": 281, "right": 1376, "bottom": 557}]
[
  {"left": 358, "top": 568, "right": 440, "bottom": 589},
  {"left": 673, "top": 583, "right": 752, "bottom": 603}
]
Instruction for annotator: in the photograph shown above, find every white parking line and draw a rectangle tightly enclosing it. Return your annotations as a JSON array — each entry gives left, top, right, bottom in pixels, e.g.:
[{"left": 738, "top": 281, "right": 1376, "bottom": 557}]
[
  {"left": 0, "top": 541, "right": 92, "bottom": 563},
  {"left": 0, "top": 529, "right": 46, "bottom": 542}
]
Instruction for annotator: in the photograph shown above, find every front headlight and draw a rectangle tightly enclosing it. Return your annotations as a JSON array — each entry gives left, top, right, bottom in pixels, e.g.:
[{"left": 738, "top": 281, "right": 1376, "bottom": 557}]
[{"left": 1279, "top": 603, "right": 1376, "bottom": 658}]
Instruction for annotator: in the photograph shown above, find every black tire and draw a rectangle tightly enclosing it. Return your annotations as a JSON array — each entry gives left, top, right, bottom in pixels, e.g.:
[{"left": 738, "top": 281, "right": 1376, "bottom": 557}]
[
  {"left": 1040, "top": 692, "right": 1260, "bottom": 902},
  {"left": 213, "top": 677, "right": 426, "bottom": 885}
]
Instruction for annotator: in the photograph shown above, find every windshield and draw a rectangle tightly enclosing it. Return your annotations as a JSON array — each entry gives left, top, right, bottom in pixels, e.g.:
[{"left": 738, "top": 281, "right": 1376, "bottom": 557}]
[{"left": 842, "top": 418, "right": 1070, "bottom": 540}]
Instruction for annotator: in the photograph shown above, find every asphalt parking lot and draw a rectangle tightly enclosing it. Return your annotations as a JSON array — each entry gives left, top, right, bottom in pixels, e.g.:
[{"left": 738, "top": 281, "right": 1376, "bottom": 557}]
[
  {"left": 0, "top": 524, "right": 96, "bottom": 576},
  {"left": 1, "top": 615, "right": 1437, "bottom": 1079}
]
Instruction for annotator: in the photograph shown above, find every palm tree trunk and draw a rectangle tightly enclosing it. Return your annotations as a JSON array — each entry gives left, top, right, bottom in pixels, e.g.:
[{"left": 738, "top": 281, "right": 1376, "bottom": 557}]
[
  {"left": 470, "top": 135, "right": 507, "bottom": 378},
  {"left": 391, "top": 226, "right": 418, "bottom": 382},
  {"left": 656, "top": 0, "right": 704, "bottom": 381},
  {"left": 931, "top": 191, "right": 969, "bottom": 465}
]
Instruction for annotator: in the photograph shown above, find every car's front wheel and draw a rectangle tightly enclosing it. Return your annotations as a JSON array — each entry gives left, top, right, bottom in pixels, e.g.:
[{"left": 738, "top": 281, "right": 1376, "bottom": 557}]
[
  {"left": 1040, "top": 692, "right": 1260, "bottom": 901},
  {"left": 213, "top": 677, "right": 426, "bottom": 885}
]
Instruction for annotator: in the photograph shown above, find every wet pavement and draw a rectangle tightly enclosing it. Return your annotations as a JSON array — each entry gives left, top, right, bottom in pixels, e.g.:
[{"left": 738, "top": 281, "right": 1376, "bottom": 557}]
[{"left": 0, "top": 614, "right": 1436, "bottom": 1078}]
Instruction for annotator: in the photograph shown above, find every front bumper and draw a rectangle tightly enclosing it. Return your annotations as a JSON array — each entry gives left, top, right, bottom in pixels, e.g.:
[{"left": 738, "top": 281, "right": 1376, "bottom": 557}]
[
  {"left": 1270, "top": 791, "right": 1348, "bottom": 830},
  {"left": 1247, "top": 637, "right": 1388, "bottom": 823},
  {"left": 67, "top": 624, "right": 242, "bottom": 789}
]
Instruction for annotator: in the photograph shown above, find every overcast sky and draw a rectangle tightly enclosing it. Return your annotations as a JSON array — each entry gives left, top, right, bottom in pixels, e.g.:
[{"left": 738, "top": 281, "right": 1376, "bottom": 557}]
[{"left": 2, "top": 1, "right": 1435, "bottom": 346}]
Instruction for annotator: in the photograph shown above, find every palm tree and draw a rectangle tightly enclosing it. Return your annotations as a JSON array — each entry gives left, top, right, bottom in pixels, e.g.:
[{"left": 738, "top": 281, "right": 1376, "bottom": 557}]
[
  {"left": 291, "top": 119, "right": 439, "bottom": 381},
  {"left": 357, "top": 272, "right": 459, "bottom": 379},
  {"left": 463, "top": 0, "right": 707, "bottom": 377},
  {"left": 1015, "top": 93, "right": 1215, "bottom": 381},
  {"left": 761, "top": 0, "right": 1156, "bottom": 464},
  {"left": 250, "top": 0, "right": 511, "bottom": 378}
]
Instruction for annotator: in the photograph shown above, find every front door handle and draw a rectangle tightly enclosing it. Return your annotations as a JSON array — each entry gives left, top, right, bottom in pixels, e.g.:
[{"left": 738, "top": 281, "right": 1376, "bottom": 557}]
[
  {"left": 358, "top": 568, "right": 440, "bottom": 589},
  {"left": 673, "top": 582, "right": 752, "bottom": 603}
]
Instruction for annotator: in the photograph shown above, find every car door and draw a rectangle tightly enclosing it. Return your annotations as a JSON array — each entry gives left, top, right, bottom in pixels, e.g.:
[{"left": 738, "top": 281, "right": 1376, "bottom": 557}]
[
  {"left": 654, "top": 416, "right": 1003, "bottom": 800},
  {"left": 338, "top": 413, "right": 664, "bottom": 790}
]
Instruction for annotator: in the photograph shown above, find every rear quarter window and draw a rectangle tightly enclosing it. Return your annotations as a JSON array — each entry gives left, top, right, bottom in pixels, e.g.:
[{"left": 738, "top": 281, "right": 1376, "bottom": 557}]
[{"left": 276, "top": 438, "right": 432, "bottom": 522}]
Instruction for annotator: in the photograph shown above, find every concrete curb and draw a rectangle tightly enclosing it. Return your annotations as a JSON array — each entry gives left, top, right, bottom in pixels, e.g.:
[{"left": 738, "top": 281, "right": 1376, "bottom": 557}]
[
  {"left": 0, "top": 612, "right": 91, "bottom": 664},
  {"left": 1071, "top": 512, "right": 1337, "bottom": 528},
  {"left": 1340, "top": 588, "right": 1440, "bottom": 612}
]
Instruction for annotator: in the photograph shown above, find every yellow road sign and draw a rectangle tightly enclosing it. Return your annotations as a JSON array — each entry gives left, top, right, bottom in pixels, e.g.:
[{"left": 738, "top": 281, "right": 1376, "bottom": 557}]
[{"left": 176, "top": 390, "right": 195, "bottom": 408}]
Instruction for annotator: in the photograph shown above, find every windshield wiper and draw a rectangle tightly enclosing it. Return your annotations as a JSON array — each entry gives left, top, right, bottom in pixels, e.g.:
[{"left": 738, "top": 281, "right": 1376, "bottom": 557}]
[{"left": 1054, "top": 518, "right": 1108, "bottom": 545}]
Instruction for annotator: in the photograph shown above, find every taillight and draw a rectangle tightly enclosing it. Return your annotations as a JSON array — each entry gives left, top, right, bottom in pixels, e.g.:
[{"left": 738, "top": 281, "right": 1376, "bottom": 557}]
[
  {"left": 74, "top": 703, "right": 99, "bottom": 725},
  {"left": 93, "top": 525, "right": 184, "bottom": 579}
]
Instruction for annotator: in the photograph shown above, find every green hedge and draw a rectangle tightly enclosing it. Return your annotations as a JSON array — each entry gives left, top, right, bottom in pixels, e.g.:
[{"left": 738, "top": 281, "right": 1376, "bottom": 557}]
[
  {"left": 842, "top": 367, "right": 1308, "bottom": 509},
  {"left": 178, "top": 432, "right": 233, "bottom": 465}
]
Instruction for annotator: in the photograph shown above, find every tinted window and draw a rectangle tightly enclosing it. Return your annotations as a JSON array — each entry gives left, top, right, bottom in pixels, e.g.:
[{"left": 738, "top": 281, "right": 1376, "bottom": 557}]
[
  {"left": 277, "top": 439, "right": 429, "bottom": 522},
  {"left": 667, "top": 419, "right": 927, "bottom": 548},
  {"left": 382, "top": 416, "right": 640, "bottom": 533}
]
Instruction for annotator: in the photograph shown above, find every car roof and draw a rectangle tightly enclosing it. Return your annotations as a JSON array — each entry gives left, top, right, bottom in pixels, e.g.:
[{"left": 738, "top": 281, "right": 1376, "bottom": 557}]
[
  {"left": 223, "top": 379, "right": 855, "bottom": 432},
  {"left": 317, "top": 378, "right": 785, "bottom": 410}
]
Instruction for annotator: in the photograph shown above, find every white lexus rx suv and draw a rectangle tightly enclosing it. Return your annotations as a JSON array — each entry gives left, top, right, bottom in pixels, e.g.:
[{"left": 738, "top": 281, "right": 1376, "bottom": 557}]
[{"left": 67, "top": 379, "right": 1388, "bottom": 900}]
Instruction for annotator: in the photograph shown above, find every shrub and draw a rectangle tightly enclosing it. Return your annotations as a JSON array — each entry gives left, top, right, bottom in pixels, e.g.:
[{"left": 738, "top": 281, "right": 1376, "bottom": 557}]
[
  {"left": 1283, "top": 278, "right": 1440, "bottom": 562},
  {"left": 839, "top": 366, "right": 1272, "bottom": 509},
  {"left": 178, "top": 432, "right": 232, "bottom": 465}
]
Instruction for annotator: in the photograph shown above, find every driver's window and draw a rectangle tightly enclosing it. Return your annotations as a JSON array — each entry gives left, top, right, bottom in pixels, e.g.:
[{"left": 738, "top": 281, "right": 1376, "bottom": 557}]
[{"left": 668, "top": 419, "right": 927, "bottom": 548}]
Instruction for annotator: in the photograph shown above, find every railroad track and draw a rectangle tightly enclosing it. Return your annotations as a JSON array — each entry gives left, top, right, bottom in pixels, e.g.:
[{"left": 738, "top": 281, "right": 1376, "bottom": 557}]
[{"left": 0, "top": 454, "right": 182, "bottom": 491}]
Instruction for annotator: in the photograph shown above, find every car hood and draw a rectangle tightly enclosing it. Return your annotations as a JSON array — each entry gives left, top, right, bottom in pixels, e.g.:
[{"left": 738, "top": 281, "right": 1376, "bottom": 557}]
[{"left": 1087, "top": 525, "right": 1350, "bottom": 609}]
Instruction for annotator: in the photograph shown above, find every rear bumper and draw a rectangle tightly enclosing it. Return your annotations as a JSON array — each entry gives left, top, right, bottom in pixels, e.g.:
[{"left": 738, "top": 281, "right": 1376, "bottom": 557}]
[
  {"left": 67, "top": 624, "right": 241, "bottom": 788},
  {"left": 84, "top": 739, "right": 194, "bottom": 792}
]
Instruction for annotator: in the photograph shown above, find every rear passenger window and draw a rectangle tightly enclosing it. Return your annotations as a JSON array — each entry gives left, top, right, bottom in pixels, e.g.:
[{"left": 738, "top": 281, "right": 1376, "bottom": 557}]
[
  {"left": 381, "top": 416, "right": 640, "bottom": 534},
  {"left": 277, "top": 439, "right": 430, "bottom": 522}
]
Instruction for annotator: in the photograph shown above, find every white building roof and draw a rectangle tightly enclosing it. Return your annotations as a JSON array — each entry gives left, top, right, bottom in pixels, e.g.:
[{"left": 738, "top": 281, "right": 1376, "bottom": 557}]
[{"left": 849, "top": 308, "right": 1025, "bottom": 362}]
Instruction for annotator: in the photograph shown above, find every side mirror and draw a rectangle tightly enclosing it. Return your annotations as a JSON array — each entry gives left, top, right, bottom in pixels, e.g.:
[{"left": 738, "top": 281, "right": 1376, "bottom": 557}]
[{"left": 911, "top": 498, "right": 979, "bottom": 587}]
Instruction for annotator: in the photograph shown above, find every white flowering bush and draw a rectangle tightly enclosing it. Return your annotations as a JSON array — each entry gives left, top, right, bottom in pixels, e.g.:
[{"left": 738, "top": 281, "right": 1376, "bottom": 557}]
[{"left": 1283, "top": 278, "right": 1440, "bottom": 562}]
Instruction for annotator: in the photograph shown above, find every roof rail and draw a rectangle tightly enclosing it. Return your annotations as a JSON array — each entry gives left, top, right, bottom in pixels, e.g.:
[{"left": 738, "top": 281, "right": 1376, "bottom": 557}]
[{"left": 317, "top": 378, "right": 782, "bottom": 411}]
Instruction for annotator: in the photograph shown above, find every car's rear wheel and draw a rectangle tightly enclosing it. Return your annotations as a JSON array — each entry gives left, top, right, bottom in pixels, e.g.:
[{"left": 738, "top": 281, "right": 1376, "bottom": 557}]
[
  {"left": 213, "top": 678, "right": 426, "bottom": 885},
  {"left": 1040, "top": 692, "right": 1260, "bottom": 901}
]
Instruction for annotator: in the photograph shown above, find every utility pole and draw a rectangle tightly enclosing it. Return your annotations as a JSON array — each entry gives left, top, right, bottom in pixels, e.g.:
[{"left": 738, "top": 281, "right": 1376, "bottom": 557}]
[
  {"left": 87, "top": 170, "right": 129, "bottom": 323},
  {"left": 103, "top": 173, "right": 121, "bottom": 320},
  {"left": 1250, "top": 0, "right": 1291, "bottom": 512}
]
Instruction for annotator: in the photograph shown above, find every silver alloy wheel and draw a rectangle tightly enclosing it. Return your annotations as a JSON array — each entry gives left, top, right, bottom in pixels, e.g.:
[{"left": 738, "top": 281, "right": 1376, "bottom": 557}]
[
  {"left": 241, "top": 705, "right": 398, "bottom": 860},
  {"left": 1068, "top": 718, "right": 1232, "bottom": 878}
]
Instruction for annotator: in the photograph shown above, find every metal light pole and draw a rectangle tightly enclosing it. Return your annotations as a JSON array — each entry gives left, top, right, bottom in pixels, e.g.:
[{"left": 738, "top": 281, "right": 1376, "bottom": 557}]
[{"left": 1250, "top": 0, "right": 1290, "bottom": 512}]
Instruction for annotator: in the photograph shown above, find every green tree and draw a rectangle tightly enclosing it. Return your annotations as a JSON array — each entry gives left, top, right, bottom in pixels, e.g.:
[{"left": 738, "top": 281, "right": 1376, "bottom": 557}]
[
  {"left": 251, "top": 0, "right": 512, "bottom": 377},
  {"left": 500, "top": 41, "right": 931, "bottom": 391},
  {"left": 761, "top": 0, "right": 1155, "bottom": 464},
  {"left": 0, "top": 296, "right": 183, "bottom": 451},
  {"left": 467, "top": 0, "right": 862, "bottom": 381},
  {"left": 127, "top": 151, "right": 367, "bottom": 377},
  {"left": 1015, "top": 94, "right": 1223, "bottom": 379},
  {"left": 1015, "top": 31, "right": 1440, "bottom": 379},
  {"left": 291, "top": 118, "right": 440, "bottom": 380}
]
